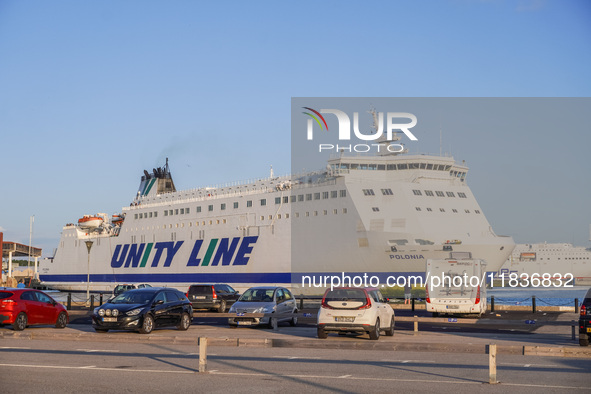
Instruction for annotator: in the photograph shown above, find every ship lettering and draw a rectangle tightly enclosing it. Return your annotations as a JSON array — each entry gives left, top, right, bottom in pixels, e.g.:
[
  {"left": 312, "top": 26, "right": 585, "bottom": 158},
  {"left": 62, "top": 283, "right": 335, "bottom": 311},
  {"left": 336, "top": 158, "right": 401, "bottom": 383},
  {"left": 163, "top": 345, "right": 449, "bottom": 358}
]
[
  {"left": 186, "top": 236, "right": 258, "bottom": 267},
  {"left": 389, "top": 254, "right": 425, "bottom": 260}
]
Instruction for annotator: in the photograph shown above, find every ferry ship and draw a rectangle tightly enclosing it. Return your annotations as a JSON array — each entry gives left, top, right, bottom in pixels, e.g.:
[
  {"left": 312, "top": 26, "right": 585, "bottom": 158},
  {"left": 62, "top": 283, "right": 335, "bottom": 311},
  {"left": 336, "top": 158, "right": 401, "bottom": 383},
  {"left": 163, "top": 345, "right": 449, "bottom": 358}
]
[
  {"left": 40, "top": 140, "right": 515, "bottom": 293},
  {"left": 498, "top": 242, "right": 591, "bottom": 285}
]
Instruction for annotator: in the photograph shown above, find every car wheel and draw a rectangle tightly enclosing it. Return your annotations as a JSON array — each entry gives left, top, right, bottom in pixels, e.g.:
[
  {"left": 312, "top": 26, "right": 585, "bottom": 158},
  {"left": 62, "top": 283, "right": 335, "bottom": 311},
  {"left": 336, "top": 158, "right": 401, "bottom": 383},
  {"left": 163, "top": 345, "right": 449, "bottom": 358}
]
[
  {"left": 139, "top": 314, "right": 154, "bottom": 334},
  {"left": 14, "top": 313, "right": 27, "bottom": 331},
  {"left": 317, "top": 326, "right": 328, "bottom": 339},
  {"left": 217, "top": 300, "right": 227, "bottom": 313},
  {"left": 580, "top": 337, "right": 590, "bottom": 347},
  {"left": 290, "top": 309, "right": 298, "bottom": 326},
  {"left": 268, "top": 315, "right": 278, "bottom": 330},
  {"left": 94, "top": 328, "right": 109, "bottom": 333},
  {"left": 55, "top": 312, "right": 68, "bottom": 329},
  {"left": 385, "top": 316, "right": 395, "bottom": 336},
  {"left": 178, "top": 313, "right": 191, "bottom": 331},
  {"left": 369, "top": 318, "right": 380, "bottom": 340}
]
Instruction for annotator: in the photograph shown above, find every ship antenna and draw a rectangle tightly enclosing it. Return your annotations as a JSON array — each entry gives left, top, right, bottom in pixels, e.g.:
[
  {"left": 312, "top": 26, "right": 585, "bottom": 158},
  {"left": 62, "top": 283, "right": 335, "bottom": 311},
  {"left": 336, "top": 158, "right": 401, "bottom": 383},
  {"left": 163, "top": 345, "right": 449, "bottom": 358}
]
[{"left": 270, "top": 165, "right": 274, "bottom": 178}]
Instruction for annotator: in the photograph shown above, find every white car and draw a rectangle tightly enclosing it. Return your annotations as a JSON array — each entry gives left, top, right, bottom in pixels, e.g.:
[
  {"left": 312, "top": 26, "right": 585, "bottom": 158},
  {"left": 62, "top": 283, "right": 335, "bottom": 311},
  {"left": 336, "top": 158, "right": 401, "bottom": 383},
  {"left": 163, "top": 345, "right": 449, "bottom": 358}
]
[{"left": 317, "top": 287, "right": 395, "bottom": 340}]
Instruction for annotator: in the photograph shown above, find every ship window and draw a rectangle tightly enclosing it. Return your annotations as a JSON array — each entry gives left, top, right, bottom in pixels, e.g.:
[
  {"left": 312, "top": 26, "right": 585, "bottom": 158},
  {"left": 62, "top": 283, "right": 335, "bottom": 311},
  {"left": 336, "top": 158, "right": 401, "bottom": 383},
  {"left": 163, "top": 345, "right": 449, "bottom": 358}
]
[
  {"left": 445, "top": 165, "right": 452, "bottom": 171},
  {"left": 452, "top": 209, "right": 458, "bottom": 213},
  {"left": 446, "top": 192, "right": 455, "bottom": 197},
  {"left": 221, "top": 203, "right": 226, "bottom": 210},
  {"left": 135, "top": 214, "right": 138, "bottom": 219},
  {"left": 415, "top": 207, "right": 421, "bottom": 211},
  {"left": 267, "top": 215, "right": 271, "bottom": 220},
  {"left": 372, "top": 207, "right": 380, "bottom": 212},
  {"left": 342, "top": 208, "right": 347, "bottom": 214},
  {"left": 180, "top": 208, "right": 184, "bottom": 214},
  {"left": 154, "top": 211, "right": 157, "bottom": 217},
  {"left": 440, "top": 208, "right": 445, "bottom": 212},
  {"left": 410, "top": 163, "right": 419, "bottom": 169},
  {"left": 425, "top": 190, "right": 434, "bottom": 196},
  {"left": 426, "top": 208, "right": 432, "bottom": 211},
  {"left": 208, "top": 220, "right": 212, "bottom": 225},
  {"left": 295, "top": 212, "right": 299, "bottom": 218},
  {"left": 196, "top": 206, "right": 201, "bottom": 213},
  {"left": 387, "top": 164, "right": 396, "bottom": 170},
  {"left": 175, "top": 209, "right": 179, "bottom": 215},
  {"left": 322, "top": 192, "right": 329, "bottom": 199},
  {"left": 283, "top": 196, "right": 288, "bottom": 203},
  {"left": 333, "top": 209, "right": 338, "bottom": 214},
  {"left": 426, "top": 164, "right": 433, "bottom": 170},
  {"left": 305, "top": 212, "right": 310, "bottom": 217},
  {"left": 378, "top": 164, "right": 385, "bottom": 170},
  {"left": 465, "top": 209, "right": 470, "bottom": 213},
  {"left": 397, "top": 163, "right": 408, "bottom": 170},
  {"left": 202, "top": 221, "right": 205, "bottom": 225},
  {"left": 314, "top": 211, "right": 318, "bottom": 216},
  {"left": 323, "top": 210, "right": 327, "bottom": 215},
  {"left": 350, "top": 163, "right": 359, "bottom": 169},
  {"left": 247, "top": 200, "right": 253, "bottom": 207},
  {"left": 185, "top": 208, "right": 189, "bottom": 214},
  {"left": 340, "top": 190, "right": 347, "bottom": 197},
  {"left": 216, "top": 220, "right": 220, "bottom": 224},
  {"left": 435, "top": 191, "right": 445, "bottom": 197},
  {"left": 314, "top": 193, "right": 320, "bottom": 200},
  {"left": 208, "top": 205, "right": 213, "bottom": 211},
  {"left": 290, "top": 195, "right": 296, "bottom": 203},
  {"left": 381, "top": 188, "right": 393, "bottom": 195},
  {"left": 306, "top": 194, "right": 312, "bottom": 201},
  {"left": 368, "top": 164, "right": 377, "bottom": 170},
  {"left": 458, "top": 192, "right": 467, "bottom": 198},
  {"left": 331, "top": 191, "right": 337, "bottom": 198},
  {"left": 149, "top": 212, "right": 153, "bottom": 218},
  {"left": 420, "top": 163, "right": 426, "bottom": 169},
  {"left": 475, "top": 210, "right": 481, "bottom": 214},
  {"left": 234, "top": 202, "right": 239, "bottom": 209},
  {"left": 260, "top": 199, "right": 267, "bottom": 206},
  {"left": 413, "top": 190, "right": 422, "bottom": 196},
  {"left": 363, "top": 189, "right": 375, "bottom": 196},
  {"left": 275, "top": 197, "right": 281, "bottom": 204},
  {"left": 298, "top": 194, "right": 304, "bottom": 202},
  {"left": 340, "top": 163, "right": 350, "bottom": 169},
  {"left": 169, "top": 210, "right": 173, "bottom": 216}
]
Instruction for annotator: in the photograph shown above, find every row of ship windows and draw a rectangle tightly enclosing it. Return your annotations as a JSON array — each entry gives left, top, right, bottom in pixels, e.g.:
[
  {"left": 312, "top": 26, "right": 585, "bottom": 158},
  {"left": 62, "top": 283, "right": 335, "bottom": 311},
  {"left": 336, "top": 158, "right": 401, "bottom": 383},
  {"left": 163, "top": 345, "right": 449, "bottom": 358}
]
[
  {"left": 361, "top": 189, "right": 467, "bottom": 198},
  {"left": 414, "top": 207, "right": 481, "bottom": 214},
  {"left": 134, "top": 190, "right": 348, "bottom": 220},
  {"left": 332, "top": 162, "right": 467, "bottom": 178},
  {"left": 127, "top": 208, "right": 351, "bottom": 231}
]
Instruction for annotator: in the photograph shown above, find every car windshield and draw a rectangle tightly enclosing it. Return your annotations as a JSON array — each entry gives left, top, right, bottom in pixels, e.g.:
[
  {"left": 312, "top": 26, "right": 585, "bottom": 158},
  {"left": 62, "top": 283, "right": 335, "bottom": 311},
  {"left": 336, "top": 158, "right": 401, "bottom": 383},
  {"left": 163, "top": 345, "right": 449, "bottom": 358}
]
[
  {"left": 239, "top": 288, "right": 274, "bottom": 302},
  {"left": 112, "top": 291, "right": 156, "bottom": 304},
  {"left": 324, "top": 289, "right": 367, "bottom": 302}
]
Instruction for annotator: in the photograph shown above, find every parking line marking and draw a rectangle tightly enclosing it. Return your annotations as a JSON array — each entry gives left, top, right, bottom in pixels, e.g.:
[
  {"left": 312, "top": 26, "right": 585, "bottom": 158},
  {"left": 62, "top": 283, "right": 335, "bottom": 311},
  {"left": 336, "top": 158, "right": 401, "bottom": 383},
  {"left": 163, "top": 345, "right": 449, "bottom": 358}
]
[
  {"left": 0, "top": 347, "right": 31, "bottom": 349},
  {"left": 76, "top": 349, "right": 120, "bottom": 353}
]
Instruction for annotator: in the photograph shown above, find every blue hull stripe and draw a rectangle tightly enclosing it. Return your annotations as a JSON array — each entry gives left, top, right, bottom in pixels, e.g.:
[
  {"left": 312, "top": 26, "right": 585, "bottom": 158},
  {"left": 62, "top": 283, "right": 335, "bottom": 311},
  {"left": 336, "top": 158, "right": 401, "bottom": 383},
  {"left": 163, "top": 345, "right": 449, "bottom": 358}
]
[{"left": 40, "top": 272, "right": 292, "bottom": 284}]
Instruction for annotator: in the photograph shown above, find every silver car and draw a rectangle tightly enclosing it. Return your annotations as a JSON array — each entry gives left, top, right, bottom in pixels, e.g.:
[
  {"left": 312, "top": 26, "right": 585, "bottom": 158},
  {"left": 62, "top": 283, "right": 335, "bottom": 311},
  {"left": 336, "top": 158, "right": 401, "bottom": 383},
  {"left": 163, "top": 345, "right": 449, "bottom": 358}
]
[{"left": 228, "top": 286, "right": 298, "bottom": 328}]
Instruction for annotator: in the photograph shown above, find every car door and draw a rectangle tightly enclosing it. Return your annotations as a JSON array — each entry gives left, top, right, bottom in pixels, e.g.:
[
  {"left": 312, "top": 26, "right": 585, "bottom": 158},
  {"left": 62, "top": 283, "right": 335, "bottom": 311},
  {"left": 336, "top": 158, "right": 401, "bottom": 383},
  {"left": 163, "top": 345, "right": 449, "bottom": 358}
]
[
  {"left": 275, "top": 289, "right": 286, "bottom": 318},
  {"left": 34, "top": 291, "right": 59, "bottom": 325},
  {"left": 283, "top": 288, "right": 296, "bottom": 313},
  {"left": 375, "top": 290, "right": 390, "bottom": 324},
  {"left": 19, "top": 291, "right": 40, "bottom": 324},
  {"left": 165, "top": 291, "right": 183, "bottom": 326},
  {"left": 152, "top": 291, "right": 169, "bottom": 327}
]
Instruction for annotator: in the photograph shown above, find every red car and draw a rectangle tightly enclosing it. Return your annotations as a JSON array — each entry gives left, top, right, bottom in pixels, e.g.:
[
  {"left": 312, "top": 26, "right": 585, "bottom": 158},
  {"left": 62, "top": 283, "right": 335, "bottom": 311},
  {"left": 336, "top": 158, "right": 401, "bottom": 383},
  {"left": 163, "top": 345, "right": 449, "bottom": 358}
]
[{"left": 0, "top": 288, "right": 68, "bottom": 331}]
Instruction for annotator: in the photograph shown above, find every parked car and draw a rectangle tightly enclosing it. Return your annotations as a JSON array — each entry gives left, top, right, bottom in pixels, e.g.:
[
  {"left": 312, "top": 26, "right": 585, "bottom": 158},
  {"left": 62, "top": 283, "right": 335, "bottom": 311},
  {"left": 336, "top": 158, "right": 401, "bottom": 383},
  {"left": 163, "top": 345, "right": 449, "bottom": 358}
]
[
  {"left": 187, "top": 284, "right": 240, "bottom": 312},
  {"left": 228, "top": 286, "right": 297, "bottom": 328},
  {"left": 317, "top": 287, "right": 395, "bottom": 340},
  {"left": 0, "top": 288, "right": 68, "bottom": 331},
  {"left": 108, "top": 283, "right": 152, "bottom": 301},
  {"left": 92, "top": 287, "right": 192, "bottom": 334},
  {"left": 579, "top": 287, "right": 591, "bottom": 346}
]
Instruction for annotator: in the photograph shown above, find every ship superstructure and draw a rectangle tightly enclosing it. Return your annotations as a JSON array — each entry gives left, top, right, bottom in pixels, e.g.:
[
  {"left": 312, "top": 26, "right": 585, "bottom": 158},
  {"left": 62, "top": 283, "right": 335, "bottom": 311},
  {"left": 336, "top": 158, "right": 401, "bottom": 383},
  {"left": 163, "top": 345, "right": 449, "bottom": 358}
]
[{"left": 41, "top": 150, "right": 515, "bottom": 293}]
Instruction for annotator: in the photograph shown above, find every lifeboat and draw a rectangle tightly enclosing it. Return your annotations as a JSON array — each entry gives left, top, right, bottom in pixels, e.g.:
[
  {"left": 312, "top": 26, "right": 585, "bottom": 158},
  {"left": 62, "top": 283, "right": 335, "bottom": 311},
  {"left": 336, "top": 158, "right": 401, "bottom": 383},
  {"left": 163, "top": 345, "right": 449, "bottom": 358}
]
[
  {"left": 112, "top": 214, "right": 124, "bottom": 225},
  {"left": 78, "top": 215, "right": 104, "bottom": 230}
]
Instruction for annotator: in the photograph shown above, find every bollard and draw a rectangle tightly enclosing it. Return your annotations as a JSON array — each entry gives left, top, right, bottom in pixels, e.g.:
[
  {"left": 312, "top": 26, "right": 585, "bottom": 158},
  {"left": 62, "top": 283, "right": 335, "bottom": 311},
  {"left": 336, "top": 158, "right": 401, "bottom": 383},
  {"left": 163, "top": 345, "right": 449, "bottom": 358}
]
[
  {"left": 575, "top": 298, "right": 579, "bottom": 314},
  {"left": 90, "top": 295, "right": 94, "bottom": 310},
  {"left": 532, "top": 296, "right": 536, "bottom": 314},
  {"left": 491, "top": 296, "right": 495, "bottom": 313},
  {"left": 411, "top": 297, "right": 415, "bottom": 312},
  {"left": 572, "top": 320, "right": 576, "bottom": 341},
  {"left": 198, "top": 337, "right": 208, "bottom": 373},
  {"left": 413, "top": 315, "right": 418, "bottom": 332},
  {"left": 488, "top": 344, "right": 497, "bottom": 384},
  {"left": 67, "top": 293, "right": 72, "bottom": 310},
  {"left": 299, "top": 295, "right": 304, "bottom": 310},
  {"left": 100, "top": 293, "right": 103, "bottom": 305}
]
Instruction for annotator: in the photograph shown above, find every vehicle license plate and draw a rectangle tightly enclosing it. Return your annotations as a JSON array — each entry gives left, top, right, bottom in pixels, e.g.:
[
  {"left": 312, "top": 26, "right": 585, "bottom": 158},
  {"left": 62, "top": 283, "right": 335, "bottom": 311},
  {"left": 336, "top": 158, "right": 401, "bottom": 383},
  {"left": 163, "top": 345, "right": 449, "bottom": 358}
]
[
  {"left": 237, "top": 321, "right": 252, "bottom": 326},
  {"left": 195, "top": 296, "right": 206, "bottom": 299},
  {"left": 446, "top": 305, "right": 459, "bottom": 309},
  {"left": 335, "top": 317, "right": 355, "bottom": 322},
  {"left": 587, "top": 327, "right": 591, "bottom": 333},
  {"left": 102, "top": 317, "right": 117, "bottom": 322}
]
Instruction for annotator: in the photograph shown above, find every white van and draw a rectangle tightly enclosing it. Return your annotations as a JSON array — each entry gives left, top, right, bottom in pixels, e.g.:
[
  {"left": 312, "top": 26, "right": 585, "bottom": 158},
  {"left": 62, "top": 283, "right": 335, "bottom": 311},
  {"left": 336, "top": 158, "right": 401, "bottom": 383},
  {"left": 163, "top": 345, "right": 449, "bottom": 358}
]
[{"left": 425, "top": 258, "right": 487, "bottom": 317}]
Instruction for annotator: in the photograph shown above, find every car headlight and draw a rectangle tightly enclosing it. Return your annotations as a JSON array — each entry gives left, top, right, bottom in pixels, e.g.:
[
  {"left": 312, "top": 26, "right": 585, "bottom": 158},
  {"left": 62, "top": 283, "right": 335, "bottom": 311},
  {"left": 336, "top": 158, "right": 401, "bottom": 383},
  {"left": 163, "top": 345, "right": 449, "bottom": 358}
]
[
  {"left": 126, "top": 308, "right": 142, "bottom": 316},
  {"left": 105, "top": 309, "right": 112, "bottom": 316},
  {"left": 98, "top": 309, "right": 105, "bottom": 317},
  {"left": 112, "top": 309, "right": 119, "bottom": 317}
]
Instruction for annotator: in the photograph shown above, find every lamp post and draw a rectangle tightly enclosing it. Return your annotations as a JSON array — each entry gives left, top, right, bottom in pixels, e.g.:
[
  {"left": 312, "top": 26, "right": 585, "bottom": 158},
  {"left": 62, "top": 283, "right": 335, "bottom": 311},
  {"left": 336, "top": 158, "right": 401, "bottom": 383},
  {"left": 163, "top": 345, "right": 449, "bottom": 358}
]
[{"left": 85, "top": 240, "right": 93, "bottom": 306}]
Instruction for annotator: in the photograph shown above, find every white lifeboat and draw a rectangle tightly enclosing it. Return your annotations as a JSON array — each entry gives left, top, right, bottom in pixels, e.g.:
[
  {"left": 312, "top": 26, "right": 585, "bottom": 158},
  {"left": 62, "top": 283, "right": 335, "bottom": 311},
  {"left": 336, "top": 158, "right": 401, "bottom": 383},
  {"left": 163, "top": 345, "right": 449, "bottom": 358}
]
[
  {"left": 112, "top": 214, "right": 124, "bottom": 225},
  {"left": 78, "top": 215, "right": 104, "bottom": 230}
]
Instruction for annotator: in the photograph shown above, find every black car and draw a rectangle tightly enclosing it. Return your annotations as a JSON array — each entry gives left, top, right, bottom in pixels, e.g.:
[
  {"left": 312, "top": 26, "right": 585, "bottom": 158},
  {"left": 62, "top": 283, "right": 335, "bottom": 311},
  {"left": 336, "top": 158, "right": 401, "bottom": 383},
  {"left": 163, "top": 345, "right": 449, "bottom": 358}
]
[
  {"left": 579, "top": 287, "right": 591, "bottom": 346},
  {"left": 187, "top": 284, "right": 240, "bottom": 312},
  {"left": 92, "top": 287, "right": 192, "bottom": 334}
]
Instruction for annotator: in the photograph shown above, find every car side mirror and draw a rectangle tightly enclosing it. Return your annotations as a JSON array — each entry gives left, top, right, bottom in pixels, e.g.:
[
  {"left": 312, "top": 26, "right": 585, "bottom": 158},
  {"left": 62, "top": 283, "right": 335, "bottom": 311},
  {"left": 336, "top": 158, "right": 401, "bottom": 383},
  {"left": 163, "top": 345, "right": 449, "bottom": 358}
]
[{"left": 154, "top": 299, "right": 164, "bottom": 306}]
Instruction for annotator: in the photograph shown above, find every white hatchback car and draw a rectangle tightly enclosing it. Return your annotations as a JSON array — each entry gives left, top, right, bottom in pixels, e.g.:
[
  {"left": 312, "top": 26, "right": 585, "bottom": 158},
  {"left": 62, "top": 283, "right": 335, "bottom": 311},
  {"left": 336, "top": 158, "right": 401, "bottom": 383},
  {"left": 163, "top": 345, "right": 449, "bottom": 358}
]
[{"left": 317, "top": 287, "right": 395, "bottom": 340}]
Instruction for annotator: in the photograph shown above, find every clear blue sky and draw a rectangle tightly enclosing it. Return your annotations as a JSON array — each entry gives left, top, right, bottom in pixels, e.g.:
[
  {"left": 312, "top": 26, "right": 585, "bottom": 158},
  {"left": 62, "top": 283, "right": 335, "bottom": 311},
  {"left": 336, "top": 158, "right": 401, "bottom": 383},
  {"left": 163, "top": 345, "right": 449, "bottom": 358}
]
[{"left": 0, "top": 0, "right": 589, "bottom": 256}]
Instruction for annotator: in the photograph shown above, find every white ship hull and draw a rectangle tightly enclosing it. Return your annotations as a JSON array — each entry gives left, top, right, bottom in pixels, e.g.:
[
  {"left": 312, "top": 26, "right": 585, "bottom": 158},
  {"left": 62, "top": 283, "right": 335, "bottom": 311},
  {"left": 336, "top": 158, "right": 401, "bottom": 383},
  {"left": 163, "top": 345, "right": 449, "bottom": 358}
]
[{"left": 41, "top": 156, "right": 515, "bottom": 294}]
